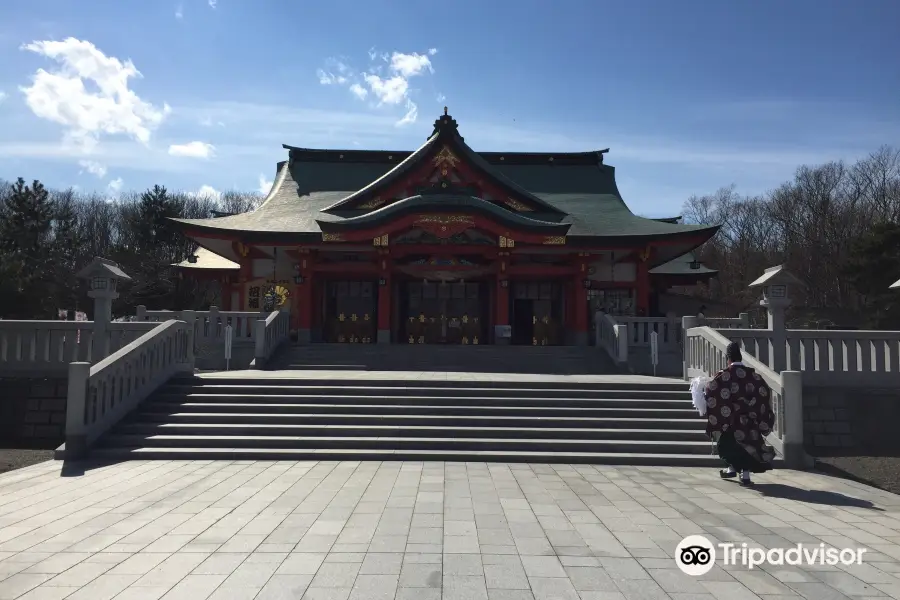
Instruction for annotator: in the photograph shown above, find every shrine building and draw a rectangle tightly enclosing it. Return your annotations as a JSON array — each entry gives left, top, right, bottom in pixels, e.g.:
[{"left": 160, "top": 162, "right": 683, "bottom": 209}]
[{"left": 171, "top": 109, "right": 719, "bottom": 346}]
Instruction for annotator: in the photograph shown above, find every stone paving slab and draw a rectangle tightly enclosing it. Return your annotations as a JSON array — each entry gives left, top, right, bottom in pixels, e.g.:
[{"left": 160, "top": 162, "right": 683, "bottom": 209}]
[
  {"left": 1, "top": 460, "right": 900, "bottom": 599},
  {"left": 197, "top": 370, "right": 685, "bottom": 384}
]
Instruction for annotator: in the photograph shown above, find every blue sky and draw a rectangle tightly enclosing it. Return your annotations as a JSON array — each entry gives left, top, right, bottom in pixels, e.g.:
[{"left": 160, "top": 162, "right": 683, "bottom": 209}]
[{"left": 1, "top": 0, "right": 898, "bottom": 216}]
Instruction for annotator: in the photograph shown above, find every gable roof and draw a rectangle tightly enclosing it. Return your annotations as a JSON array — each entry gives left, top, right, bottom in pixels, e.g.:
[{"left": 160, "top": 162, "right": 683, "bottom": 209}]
[
  {"left": 170, "top": 110, "right": 719, "bottom": 255},
  {"left": 320, "top": 110, "right": 566, "bottom": 215}
]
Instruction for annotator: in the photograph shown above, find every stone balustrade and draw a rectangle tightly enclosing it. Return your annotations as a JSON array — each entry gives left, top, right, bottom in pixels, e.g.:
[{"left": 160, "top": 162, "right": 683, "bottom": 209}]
[
  {"left": 704, "top": 313, "right": 751, "bottom": 329},
  {"left": 63, "top": 319, "right": 193, "bottom": 458},
  {"left": 0, "top": 320, "right": 158, "bottom": 376},
  {"left": 684, "top": 325, "right": 806, "bottom": 468},
  {"left": 253, "top": 310, "right": 291, "bottom": 369},
  {"left": 722, "top": 328, "right": 900, "bottom": 387},
  {"left": 618, "top": 317, "right": 682, "bottom": 350},
  {"left": 595, "top": 313, "right": 628, "bottom": 365},
  {"left": 134, "top": 305, "right": 262, "bottom": 346}
]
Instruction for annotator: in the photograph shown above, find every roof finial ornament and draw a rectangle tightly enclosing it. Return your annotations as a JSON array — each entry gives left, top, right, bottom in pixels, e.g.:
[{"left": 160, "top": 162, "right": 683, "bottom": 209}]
[{"left": 431, "top": 107, "right": 461, "bottom": 140}]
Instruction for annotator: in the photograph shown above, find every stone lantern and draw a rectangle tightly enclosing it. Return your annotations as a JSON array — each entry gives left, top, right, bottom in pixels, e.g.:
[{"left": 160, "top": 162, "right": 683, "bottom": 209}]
[
  {"left": 76, "top": 257, "right": 132, "bottom": 360},
  {"left": 748, "top": 264, "right": 804, "bottom": 372}
]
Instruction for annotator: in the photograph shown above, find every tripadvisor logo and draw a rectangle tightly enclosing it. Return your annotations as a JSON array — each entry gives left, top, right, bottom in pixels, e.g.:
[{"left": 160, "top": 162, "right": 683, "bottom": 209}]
[{"left": 675, "top": 535, "right": 867, "bottom": 575}]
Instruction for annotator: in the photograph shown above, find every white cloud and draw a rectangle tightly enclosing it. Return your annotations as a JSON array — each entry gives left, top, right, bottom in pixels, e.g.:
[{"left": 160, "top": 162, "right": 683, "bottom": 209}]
[
  {"left": 363, "top": 74, "right": 408, "bottom": 105},
  {"left": 208, "top": 0, "right": 217, "bottom": 8},
  {"left": 199, "top": 116, "right": 225, "bottom": 127},
  {"left": 389, "top": 52, "right": 433, "bottom": 78},
  {"left": 396, "top": 100, "right": 418, "bottom": 127},
  {"left": 168, "top": 141, "right": 216, "bottom": 158},
  {"left": 107, "top": 177, "right": 123, "bottom": 193},
  {"left": 349, "top": 83, "right": 368, "bottom": 100},
  {"left": 436, "top": 93, "right": 446, "bottom": 103},
  {"left": 258, "top": 173, "right": 273, "bottom": 195},
  {"left": 19, "top": 37, "right": 170, "bottom": 152},
  {"left": 78, "top": 159, "right": 107, "bottom": 178},
  {"left": 316, "top": 49, "right": 436, "bottom": 126},
  {"left": 191, "top": 184, "right": 221, "bottom": 200},
  {"left": 175, "top": 4, "right": 183, "bottom": 19},
  {"left": 0, "top": 91, "right": 6, "bottom": 104},
  {"left": 317, "top": 69, "right": 347, "bottom": 85}
]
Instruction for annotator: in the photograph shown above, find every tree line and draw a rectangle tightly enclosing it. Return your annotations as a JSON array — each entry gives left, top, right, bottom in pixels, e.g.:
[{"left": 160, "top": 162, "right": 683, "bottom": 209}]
[
  {"left": 682, "top": 145, "right": 900, "bottom": 329},
  {"left": 0, "top": 179, "right": 262, "bottom": 320},
  {"left": 2, "top": 144, "right": 899, "bottom": 327}
]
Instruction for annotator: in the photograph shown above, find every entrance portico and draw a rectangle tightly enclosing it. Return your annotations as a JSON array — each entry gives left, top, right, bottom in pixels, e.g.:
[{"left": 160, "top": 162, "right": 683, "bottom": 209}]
[{"left": 171, "top": 108, "right": 719, "bottom": 345}]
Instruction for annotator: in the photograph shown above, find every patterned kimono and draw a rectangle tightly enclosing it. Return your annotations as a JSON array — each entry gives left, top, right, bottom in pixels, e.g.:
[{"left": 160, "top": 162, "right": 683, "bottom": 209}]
[{"left": 705, "top": 363, "right": 776, "bottom": 471}]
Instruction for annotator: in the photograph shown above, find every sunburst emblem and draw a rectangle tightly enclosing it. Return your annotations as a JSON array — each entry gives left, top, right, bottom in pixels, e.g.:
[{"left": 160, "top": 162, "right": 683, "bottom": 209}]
[{"left": 272, "top": 285, "right": 290, "bottom": 307}]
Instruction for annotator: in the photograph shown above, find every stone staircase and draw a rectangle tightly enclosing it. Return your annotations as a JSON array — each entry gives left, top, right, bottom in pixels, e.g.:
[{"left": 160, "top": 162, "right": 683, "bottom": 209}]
[
  {"left": 267, "top": 344, "right": 622, "bottom": 375},
  {"left": 90, "top": 374, "right": 726, "bottom": 466}
]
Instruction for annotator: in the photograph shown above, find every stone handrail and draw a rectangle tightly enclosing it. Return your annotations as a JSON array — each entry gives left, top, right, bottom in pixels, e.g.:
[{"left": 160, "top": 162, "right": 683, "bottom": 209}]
[
  {"left": 253, "top": 310, "right": 290, "bottom": 369},
  {"left": 63, "top": 319, "right": 194, "bottom": 458},
  {"left": 108, "top": 321, "right": 159, "bottom": 354},
  {"left": 0, "top": 320, "right": 155, "bottom": 375},
  {"left": 724, "top": 328, "right": 900, "bottom": 387},
  {"left": 135, "top": 305, "right": 263, "bottom": 345},
  {"left": 684, "top": 325, "right": 806, "bottom": 468},
  {"left": 617, "top": 317, "right": 682, "bottom": 349},
  {"left": 0, "top": 321, "right": 95, "bottom": 374},
  {"left": 704, "top": 313, "right": 751, "bottom": 329},
  {"left": 595, "top": 313, "right": 628, "bottom": 364}
]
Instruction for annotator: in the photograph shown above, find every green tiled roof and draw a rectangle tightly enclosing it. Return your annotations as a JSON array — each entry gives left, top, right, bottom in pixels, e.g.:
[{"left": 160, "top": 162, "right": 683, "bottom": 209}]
[
  {"left": 650, "top": 251, "right": 717, "bottom": 276},
  {"left": 171, "top": 111, "right": 719, "bottom": 256}
]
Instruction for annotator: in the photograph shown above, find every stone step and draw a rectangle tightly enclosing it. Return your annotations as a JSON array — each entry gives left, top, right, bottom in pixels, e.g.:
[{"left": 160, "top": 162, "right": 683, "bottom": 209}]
[
  {"left": 130, "top": 411, "right": 705, "bottom": 429},
  {"left": 89, "top": 446, "right": 726, "bottom": 466},
  {"left": 159, "top": 385, "right": 690, "bottom": 400},
  {"left": 148, "top": 393, "right": 693, "bottom": 409},
  {"left": 140, "top": 402, "right": 701, "bottom": 419},
  {"left": 95, "top": 371, "right": 726, "bottom": 467},
  {"left": 114, "top": 422, "right": 708, "bottom": 441},
  {"left": 172, "top": 377, "right": 689, "bottom": 392},
  {"left": 99, "top": 433, "right": 715, "bottom": 454}
]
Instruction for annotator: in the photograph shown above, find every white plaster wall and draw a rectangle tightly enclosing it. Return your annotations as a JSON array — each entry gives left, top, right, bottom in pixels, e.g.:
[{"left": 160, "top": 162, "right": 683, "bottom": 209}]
[{"left": 590, "top": 261, "right": 636, "bottom": 282}]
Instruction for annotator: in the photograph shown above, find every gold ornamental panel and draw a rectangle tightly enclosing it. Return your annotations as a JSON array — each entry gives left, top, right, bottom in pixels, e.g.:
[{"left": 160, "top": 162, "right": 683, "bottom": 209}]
[
  {"left": 322, "top": 232, "right": 345, "bottom": 242},
  {"left": 542, "top": 236, "right": 566, "bottom": 245},
  {"left": 504, "top": 197, "right": 533, "bottom": 212},
  {"left": 359, "top": 196, "right": 385, "bottom": 209}
]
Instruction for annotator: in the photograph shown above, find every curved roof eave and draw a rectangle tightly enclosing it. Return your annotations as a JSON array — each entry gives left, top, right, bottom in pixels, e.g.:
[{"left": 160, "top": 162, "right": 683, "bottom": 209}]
[
  {"left": 321, "top": 134, "right": 439, "bottom": 212},
  {"left": 316, "top": 194, "right": 572, "bottom": 234}
]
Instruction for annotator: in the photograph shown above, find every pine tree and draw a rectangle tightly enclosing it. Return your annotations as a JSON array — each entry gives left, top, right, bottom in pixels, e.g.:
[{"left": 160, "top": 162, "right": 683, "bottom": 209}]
[
  {"left": 846, "top": 222, "right": 900, "bottom": 328},
  {"left": 0, "top": 178, "right": 56, "bottom": 317}
]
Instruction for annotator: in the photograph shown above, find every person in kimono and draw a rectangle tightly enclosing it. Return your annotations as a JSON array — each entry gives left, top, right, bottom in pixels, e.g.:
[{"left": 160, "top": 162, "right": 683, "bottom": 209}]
[{"left": 705, "top": 341, "right": 775, "bottom": 486}]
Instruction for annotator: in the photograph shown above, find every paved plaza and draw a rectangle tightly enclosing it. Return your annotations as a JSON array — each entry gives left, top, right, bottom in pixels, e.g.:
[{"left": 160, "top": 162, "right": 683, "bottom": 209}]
[{"left": 1, "top": 460, "right": 900, "bottom": 600}]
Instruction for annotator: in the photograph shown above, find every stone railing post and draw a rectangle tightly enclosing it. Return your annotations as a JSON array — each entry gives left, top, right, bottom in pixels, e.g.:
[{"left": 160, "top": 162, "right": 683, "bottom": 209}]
[
  {"left": 64, "top": 361, "right": 91, "bottom": 460},
  {"left": 682, "top": 316, "right": 701, "bottom": 380},
  {"left": 180, "top": 310, "right": 196, "bottom": 371},
  {"left": 739, "top": 312, "right": 750, "bottom": 327},
  {"left": 136, "top": 305, "right": 147, "bottom": 321},
  {"left": 614, "top": 324, "right": 628, "bottom": 363},
  {"left": 254, "top": 319, "right": 267, "bottom": 369},
  {"left": 781, "top": 370, "right": 807, "bottom": 468}
]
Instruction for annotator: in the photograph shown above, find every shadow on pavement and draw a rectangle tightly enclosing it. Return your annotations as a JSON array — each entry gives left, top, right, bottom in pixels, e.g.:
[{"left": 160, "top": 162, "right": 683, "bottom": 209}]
[
  {"left": 60, "top": 458, "right": 126, "bottom": 477},
  {"left": 752, "top": 482, "right": 884, "bottom": 510}
]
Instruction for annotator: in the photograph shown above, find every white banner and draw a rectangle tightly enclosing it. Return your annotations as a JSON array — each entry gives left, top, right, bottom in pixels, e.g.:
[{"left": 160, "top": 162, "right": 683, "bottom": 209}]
[{"left": 224, "top": 324, "right": 233, "bottom": 368}]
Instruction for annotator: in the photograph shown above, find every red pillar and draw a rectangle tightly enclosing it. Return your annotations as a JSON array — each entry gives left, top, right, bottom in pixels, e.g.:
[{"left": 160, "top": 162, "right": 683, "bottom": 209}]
[
  {"left": 221, "top": 280, "right": 232, "bottom": 310},
  {"left": 635, "top": 258, "right": 650, "bottom": 316},
  {"left": 377, "top": 253, "right": 391, "bottom": 343},
  {"left": 571, "top": 274, "right": 588, "bottom": 346},
  {"left": 495, "top": 278, "right": 509, "bottom": 325},
  {"left": 295, "top": 251, "right": 315, "bottom": 343},
  {"left": 377, "top": 277, "right": 391, "bottom": 343}
]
